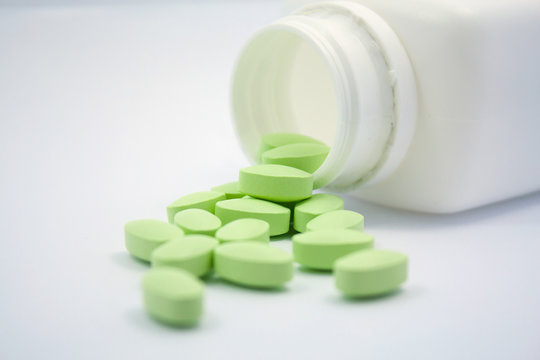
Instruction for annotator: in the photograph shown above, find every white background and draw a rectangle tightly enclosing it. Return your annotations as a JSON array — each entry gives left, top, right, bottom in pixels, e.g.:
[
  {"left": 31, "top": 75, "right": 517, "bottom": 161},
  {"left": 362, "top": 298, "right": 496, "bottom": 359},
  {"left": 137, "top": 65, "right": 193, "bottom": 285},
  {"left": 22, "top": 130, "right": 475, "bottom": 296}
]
[{"left": 1, "top": 2, "right": 539, "bottom": 359}]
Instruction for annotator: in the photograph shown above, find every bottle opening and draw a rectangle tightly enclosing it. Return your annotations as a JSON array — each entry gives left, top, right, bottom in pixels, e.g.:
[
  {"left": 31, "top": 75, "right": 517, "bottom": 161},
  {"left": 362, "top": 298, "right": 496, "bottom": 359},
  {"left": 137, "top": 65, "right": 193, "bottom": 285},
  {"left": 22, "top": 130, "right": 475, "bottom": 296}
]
[
  {"left": 231, "top": 25, "right": 342, "bottom": 161},
  {"left": 232, "top": 2, "right": 417, "bottom": 190}
]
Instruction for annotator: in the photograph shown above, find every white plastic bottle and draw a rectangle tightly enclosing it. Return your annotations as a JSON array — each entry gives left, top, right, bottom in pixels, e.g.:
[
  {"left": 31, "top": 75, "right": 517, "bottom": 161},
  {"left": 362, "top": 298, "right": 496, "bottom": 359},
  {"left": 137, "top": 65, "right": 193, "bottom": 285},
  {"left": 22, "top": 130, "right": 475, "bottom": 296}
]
[{"left": 231, "top": 0, "right": 540, "bottom": 213}]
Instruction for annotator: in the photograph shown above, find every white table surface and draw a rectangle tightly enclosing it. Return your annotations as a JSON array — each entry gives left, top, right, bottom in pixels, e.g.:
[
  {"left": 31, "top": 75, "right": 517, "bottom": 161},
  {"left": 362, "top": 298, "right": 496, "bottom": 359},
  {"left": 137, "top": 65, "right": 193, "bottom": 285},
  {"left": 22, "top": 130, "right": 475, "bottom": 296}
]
[{"left": 1, "top": 2, "right": 539, "bottom": 359}]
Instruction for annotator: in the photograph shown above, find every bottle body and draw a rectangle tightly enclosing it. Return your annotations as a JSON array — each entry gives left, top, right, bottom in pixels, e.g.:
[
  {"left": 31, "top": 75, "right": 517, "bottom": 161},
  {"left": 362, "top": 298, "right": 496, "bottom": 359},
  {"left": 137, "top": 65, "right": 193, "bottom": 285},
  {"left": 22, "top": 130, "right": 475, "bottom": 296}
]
[{"left": 232, "top": 0, "right": 540, "bottom": 213}]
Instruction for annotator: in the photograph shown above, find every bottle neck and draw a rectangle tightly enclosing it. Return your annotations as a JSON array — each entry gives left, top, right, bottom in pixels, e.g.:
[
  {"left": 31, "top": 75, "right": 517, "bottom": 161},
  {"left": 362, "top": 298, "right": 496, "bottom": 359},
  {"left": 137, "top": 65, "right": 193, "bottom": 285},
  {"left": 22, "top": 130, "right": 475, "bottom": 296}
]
[{"left": 232, "top": 1, "right": 417, "bottom": 190}]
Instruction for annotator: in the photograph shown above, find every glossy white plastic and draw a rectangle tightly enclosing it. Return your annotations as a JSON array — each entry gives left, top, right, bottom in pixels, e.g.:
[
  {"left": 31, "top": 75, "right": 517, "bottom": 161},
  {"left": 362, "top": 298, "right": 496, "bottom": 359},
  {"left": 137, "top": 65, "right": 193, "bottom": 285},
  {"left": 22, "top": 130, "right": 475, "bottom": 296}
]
[{"left": 232, "top": 0, "right": 540, "bottom": 212}]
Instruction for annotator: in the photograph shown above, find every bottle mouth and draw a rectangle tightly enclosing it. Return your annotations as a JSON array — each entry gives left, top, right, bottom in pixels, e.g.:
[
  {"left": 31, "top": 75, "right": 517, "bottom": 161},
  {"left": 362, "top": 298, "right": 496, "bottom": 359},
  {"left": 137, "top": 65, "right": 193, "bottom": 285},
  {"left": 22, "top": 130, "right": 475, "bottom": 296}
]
[
  {"left": 231, "top": 1, "right": 417, "bottom": 191},
  {"left": 231, "top": 20, "right": 352, "bottom": 189}
]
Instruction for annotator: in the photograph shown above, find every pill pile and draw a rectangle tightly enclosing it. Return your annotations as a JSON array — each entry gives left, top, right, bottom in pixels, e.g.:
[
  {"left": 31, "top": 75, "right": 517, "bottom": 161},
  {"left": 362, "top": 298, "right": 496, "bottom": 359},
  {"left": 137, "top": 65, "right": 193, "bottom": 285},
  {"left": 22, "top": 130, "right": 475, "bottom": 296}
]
[{"left": 125, "top": 132, "right": 408, "bottom": 327}]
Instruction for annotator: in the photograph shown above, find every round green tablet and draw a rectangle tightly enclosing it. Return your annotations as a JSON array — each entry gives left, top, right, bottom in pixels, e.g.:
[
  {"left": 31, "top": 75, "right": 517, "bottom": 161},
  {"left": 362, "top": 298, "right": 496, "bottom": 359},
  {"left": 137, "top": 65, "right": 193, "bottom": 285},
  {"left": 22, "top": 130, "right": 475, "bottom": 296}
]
[
  {"left": 151, "top": 235, "right": 219, "bottom": 277},
  {"left": 125, "top": 219, "right": 184, "bottom": 262},
  {"left": 173, "top": 208, "right": 222, "bottom": 236},
  {"left": 292, "top": 229, "right": 373, "bottom": 270},
  {"left": 239, "top": 164, "right": 313, "bottom": 202},
  {"left": 293, "top": 193, "right": 344, "bottom": 232},
  {"left": 215, "top": 218, "right": 270, "bottom": 244},
  {"left": 215, "top": 198, "right": 290, "bottom": 236},
  {"left": 334, "top": 249, "right": 408, "bottom": 297},
  {"left": 306, "top": 210, "right": 364, "bottom": 232},
  {"left": 211, "top": 181, "right": 245, "bottom": 199},
  {"left": 142, "top": 267, "right": 204, "bottom": 326},
  {"left": 257, "top": 132, "right": 326, "bottom": 161},
  {"left": 262, "top": 143, "right": 330, "bottom": 173},
  {"left": 214, "top": 242, "right": 293, "bottom": 288},
  {"left": 166, "top": 191, "right": 226, "bottom": 223}
]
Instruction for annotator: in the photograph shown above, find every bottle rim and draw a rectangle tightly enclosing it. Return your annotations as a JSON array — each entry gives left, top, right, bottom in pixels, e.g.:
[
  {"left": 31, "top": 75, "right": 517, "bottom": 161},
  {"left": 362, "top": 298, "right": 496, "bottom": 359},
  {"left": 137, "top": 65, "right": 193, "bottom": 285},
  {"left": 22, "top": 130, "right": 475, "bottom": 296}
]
[{"left": 231, "top": 1, "right": 417, "bottom": 190}]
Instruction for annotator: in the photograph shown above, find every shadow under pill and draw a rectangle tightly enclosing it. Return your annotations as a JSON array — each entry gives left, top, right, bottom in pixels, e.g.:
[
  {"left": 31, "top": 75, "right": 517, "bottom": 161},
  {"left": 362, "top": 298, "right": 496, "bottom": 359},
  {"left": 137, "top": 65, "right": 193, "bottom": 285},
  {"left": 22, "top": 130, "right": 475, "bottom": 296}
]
[
  {"left": 126, "top": 308, "right": 212, "bottom": 332},
  {"left": 270, "top": 228, "right": 298, "bottom": 241},
  {"left": 328, "top": 285, "right": 424, "bottom": 305},
  {"left": 340, "top": 288, "right": 404, "bottom": 303},
  {"left": 199, "top": 271, "right": 216, "bottom": 282},
  {"left": 208, "top": 277, "right": 290, "bottom": 294},
  {"left": 296, "top": 265, "right": 333, "bottom": 275}
]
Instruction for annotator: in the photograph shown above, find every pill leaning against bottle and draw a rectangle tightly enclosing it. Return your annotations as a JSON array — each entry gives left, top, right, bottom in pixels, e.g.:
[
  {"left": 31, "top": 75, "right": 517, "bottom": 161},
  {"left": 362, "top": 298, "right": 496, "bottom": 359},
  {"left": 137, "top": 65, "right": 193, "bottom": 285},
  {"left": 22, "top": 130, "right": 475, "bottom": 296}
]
[
  {"left": 151, "top": 235, "right": 219, "bottom": 277},
  {"left": 142, "top": 267, "right": 204, "bottom": 326},
  {"left": 261, "top": 142, "right": 330, "bottom": 173},
  {"left": 334, "top": 249, "right": 408, "bottom": 297},
  {"left": 125, "top": 219, "right": 184, "bottom": 262},
  {"left": 214, "top": 242, "right": 294, "bottom": 288},
  {"left": 257, "top": 132, "right": 327, "bottom": 161}
]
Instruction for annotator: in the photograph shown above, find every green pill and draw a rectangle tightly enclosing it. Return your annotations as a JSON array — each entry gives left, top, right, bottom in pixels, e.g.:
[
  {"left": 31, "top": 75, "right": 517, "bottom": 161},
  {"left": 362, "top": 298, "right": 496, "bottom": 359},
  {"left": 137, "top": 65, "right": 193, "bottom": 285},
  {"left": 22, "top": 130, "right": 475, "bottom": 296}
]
[
  {"left": 173, "top": 208, "right": 221, "bottom": 236},
  {"left": 334, "top": 249, "right": 408, "bottom": 298},
  {"left": 306, "top": 210, "right": 364, "bottom": 232},
  {"left": 293, "top": 193, "right": 344, "bottom": 232},
  {"left": 215, "top": 198, "right": 290, "bottom": 236},
  {"left": 215, "top": 218, "right": 270, "bottom": 244},
  {"left": 239, "top": 164, "right": 313, "bottom": 202},
  {"left": 262, "top": 143, "right": 330, "bottom": 173},
  {"left": 292, "top": 229, "right": 374, "bottom": 270},
  {"left": 244, "top": 195, "right": 297, "bottom": 212},
  {"left": 166, "top": 191, "right": 226, "bottom": 223},
  {"left": 211, "top": 181, "right": 245, "bottom": 199},
  {"left": 257, "top": 132, "right": 326, "bottom": 161},
  {"left": 125, "top": 219, "right": 184, "bottom": 262},
  {"left": 151, "top": 235, "right": 219, "bottom": 277},
  {"left": 142, "top": 267, "right": 204, "bottom": 326},
  {"left": 214, "top": 242, "right": 293, "bottom": 288}
]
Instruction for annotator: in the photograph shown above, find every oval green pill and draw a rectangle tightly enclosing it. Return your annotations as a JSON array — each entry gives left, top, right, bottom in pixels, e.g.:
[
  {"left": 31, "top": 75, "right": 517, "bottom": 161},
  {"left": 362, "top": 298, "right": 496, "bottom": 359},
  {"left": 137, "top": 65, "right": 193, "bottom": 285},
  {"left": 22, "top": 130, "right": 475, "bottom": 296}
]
[
  {"left": 262, "top": 143, "right": 330, "bottom": 173},
  {"left": 215, "top": 198, "right": 290, "bottom": 236},
  {"left": 215, "top": 218, "right": 270, "bottom": 244},
  {"left": 151, "top": 235, "right": 219, "bottom": 277},
  {"left": 243, "top": 195, "right": 298, "bottom": 213},
  {"left": 211, "top": 181, "right": 245, "bottom": 199},
  {"left": 334, "top": 249, "right": 408, "bottom": 297},
  {"left": 142, "top": 267, "right": 204, "bottom": 326},
  {"left": 166, "top": 191, "right": 226, "bottom": 223},
  {"left": 214, "top": 242, "right": 293, "bottom": 288},
  {"left": 306, "top": 210, "right": 364, "bottom": 232},
  {"left": 292, "top": 229, "right": 374, "bottom": 270},
  {"left": 125, "top": 219, "right": 184, "bottom": 262},
  {"left": 173, "top": 208, "right": 221, "bottom": 236},
  {"left": 239, "top": 164, "right": 313, "bottom": 202},
  {"left": 257, "top": 132, "right": 326, "bottom": 161},
  {"left": 293, "top": 193, "right": 344, "bottom": 232}
]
